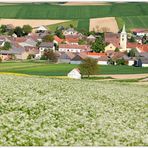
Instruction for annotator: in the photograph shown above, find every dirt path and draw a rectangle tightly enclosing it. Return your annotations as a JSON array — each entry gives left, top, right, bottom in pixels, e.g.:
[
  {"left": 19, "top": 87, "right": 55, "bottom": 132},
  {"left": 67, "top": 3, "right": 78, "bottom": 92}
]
[
  {"left": 98, "top": 74, "right": 148, "bottom": 79},
  {"left": 0, "top": 19, "right": 69, "bottom": 28}
]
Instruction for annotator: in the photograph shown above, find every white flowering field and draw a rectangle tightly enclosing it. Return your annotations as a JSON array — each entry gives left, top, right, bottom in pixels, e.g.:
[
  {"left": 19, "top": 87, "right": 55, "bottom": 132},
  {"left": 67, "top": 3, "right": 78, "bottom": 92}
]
[{"left": 0, "top": 75, "right": 147, "bottom": 146}]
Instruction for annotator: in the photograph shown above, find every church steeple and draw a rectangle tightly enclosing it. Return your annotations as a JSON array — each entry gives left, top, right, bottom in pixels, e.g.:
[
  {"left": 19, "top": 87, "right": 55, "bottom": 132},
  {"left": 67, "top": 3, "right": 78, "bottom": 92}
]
[{"left": 120, "top": 24, "right": 127, "bottom": 50}]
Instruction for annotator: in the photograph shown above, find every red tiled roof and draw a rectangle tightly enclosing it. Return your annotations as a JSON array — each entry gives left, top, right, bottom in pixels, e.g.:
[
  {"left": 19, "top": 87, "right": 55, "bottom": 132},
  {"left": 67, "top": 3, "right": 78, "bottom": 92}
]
[
  {"left": 131, "top": 28, "right": 148, "bottom": 33},
  {"left": 104, "top": 32, "right": 120, "bottom": 48},
  {"left": 59, "top": 44, "right": 90, "bottom": 50},
  {"left": 137, "top": 44, "right": 148, "bottom": 52},
  {"left": 54, "top": 35, "right": 64, "bottom": 43},
  {"left": 14, "top": 37, "right": 27, "bottom": 43},
  {"left": 66, "top": 38, "right": 79, "bottom": 43},
  {"left": 127, "top": 42, "right": 139, "bottom": 48},
  {"left": 87, "top": 52, "right": 106, "bottom": 56}
]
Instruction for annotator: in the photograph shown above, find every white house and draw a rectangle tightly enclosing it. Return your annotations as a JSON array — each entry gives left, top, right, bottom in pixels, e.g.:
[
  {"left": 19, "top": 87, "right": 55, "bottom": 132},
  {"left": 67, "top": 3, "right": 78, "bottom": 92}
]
[
  {"left": 35, "top": 26, "right": 48, "bottom": 33},
  {"left": 63, "top": 28, "right": 78, "bottom": 36},
  {"left": 67, "top": 68, "right": 81, "bottom": 79},
  {"left": 0, "top": 39, "right": 5, "bottom": 47}
]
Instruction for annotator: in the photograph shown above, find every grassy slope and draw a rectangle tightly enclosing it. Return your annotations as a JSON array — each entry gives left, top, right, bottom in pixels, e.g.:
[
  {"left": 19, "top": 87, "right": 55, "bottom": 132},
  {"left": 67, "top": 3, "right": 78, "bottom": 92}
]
[{"left": 0, "top": 62, "right": 148, "bottom": 76}]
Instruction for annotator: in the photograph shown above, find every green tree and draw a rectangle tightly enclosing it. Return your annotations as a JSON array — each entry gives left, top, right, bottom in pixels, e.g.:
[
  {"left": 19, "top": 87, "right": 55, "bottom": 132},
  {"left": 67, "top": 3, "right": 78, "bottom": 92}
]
[
  {"left": 55, "top": 29, "right": 65, "bottom": 39},
  {"left": 43, "top": 35, "right": 54, "bottom": 42},
  {"left": 2, "top": 42, "right": 11, "bottom": 50},
  {"left": 128, "top": 48, "right": 137, "bottom": 58},
  {"left": 44, "top": 50, "right": 58, "bottom": 63},
  {"left": 14, "top": 26, "right": 24, "bottom": 37},
  {"left": 0, "top": 25, "right": 7, "bottom": 33},
  {"left": 129, "top": 36, "right": 136, "bottom": 42},
  {"left": 115, "top": 47, "right": 120, "bottom": 52},
  {"left": 79, "top": 57, "right": 98, "bottom": 78},
  {"left": 116, "top": 58, "right": 126, "bottom": 65},
  {"left": 78, "top": 39, "right": 86, "bottom": 45},
  {"left": 0, "top": 57, "right": 2, "bottom": 63},
  {"left": 91, "top": 38, "right": 106, "bottom": 53},
  {"left": 23, "top": 25, "right": 32, "bottom": 35}
]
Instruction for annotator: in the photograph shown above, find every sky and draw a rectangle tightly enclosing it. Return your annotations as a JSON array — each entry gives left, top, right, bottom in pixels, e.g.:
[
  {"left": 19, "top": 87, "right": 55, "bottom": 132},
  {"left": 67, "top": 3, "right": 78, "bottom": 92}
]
[{"left": 0, "top": 0, "right": 147, "bottom": 3}]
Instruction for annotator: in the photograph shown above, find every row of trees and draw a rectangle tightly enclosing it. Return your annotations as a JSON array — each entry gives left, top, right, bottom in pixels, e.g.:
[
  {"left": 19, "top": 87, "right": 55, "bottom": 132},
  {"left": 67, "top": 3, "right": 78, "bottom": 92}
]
[{"left": 0, "top": 25, "right": 32, "bottom": 37}]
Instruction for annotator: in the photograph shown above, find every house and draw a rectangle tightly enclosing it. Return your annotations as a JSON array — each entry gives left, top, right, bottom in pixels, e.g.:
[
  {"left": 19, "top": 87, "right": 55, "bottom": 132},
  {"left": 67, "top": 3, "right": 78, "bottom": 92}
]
[
  {"left": 63, "top": 28, "right": 78, "bottom": 36},
  {"left": 0, "top": 46, "right": 29, "bottom": 60},
  {"left": 70, "top": 53, "right": 87, "bottom": 64},
  {"left": 137, "top": 44, "right": 148, "bottom": 53},
  {"left": 87, "top": 35, "right": 96, "bottom": 42},
  {"left": 18, "top": 38, "right": 37, "bottom": 47},
  {"left": 53, "top": 35, "right": 64, "bottom": 45},
  {"left": 131, "top": 28, "right": 148, "bottom": 37},
  {"left": 133, "top": 58, "right": 148, "bottom": 67},
  {"left": 65, "top": 35, "right": 79, "bottom": 45},
  {"left": 67, "top": 68, "right": 81, "bottom": 79},
  {"left": 35, "top": 26, "right": 48, "bottom": 33},
  {"left": 59, "top": 44, "right": 90, "bottom": 53},
  {"left": 105, "top": 43, "right": 117, "bottom": 52},
  {"left": 86, "top": 52, "right": 106, "bottom": 59},
  {"left": 58, "top": 52, "right": 75, "bottom": 63},
  {"left": 37, "top": 42, "right": 55, "bottom": 58},
  {"left": 104, "top": 32, "right": 120, "bottom": 48},
  {"left": 97, "top": 56, "right": 109, "bottom": 65}
]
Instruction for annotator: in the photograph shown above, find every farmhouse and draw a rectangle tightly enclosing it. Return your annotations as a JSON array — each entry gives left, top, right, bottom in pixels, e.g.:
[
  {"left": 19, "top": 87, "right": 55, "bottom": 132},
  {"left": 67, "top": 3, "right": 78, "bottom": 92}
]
[
  {"left": 35, "top": 25, "right": 48, "bottom": 33},
  {"left": 58, "top": 52, "right": 75, "bottom": 63},
  {"left": 59, "top": 44, "right": 91, "bottom": 53},
  {"left": 70, "top": 53, "right": 87, "bottom": 64},
  {"left": 67, "top": 68, "right": 81, "bottom": 79}
]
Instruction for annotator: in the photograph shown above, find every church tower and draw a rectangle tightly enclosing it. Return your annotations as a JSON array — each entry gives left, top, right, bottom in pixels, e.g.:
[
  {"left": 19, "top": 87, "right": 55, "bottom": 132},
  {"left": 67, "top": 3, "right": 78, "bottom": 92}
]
[{"left": 120, "top": 25, "right": 127, "bottom": 50}]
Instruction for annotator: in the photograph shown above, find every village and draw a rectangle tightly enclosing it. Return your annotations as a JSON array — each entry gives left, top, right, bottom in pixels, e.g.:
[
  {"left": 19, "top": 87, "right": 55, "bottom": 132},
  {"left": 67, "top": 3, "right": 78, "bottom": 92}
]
[{"left": 0, "top": 23, "right": 148, "bottom": 67}]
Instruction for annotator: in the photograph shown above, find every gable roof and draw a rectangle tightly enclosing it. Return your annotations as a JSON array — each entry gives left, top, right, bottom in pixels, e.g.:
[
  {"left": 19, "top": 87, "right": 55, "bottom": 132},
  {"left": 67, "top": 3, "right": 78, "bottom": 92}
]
[
  {"left": 59, "top": 44, "right": 90, "bottom": 51},
  {"left": 137, "top": 44, "right": 148, "bottom": 52},
  {"left": 39, "top": 42, "right": 54, "bottom": 48},
  {"left": 104, "top": 32, "right": 120, "bottom": 48},
  {"left": 54, "top": 35, "right": 64, "bottom": 43}
]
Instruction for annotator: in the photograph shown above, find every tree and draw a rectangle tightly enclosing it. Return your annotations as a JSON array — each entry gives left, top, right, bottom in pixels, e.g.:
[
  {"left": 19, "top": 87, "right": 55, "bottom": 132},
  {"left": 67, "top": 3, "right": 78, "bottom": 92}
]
[
  {"left": 0, "top": 25, "right": 7, "bottom": 33},
  {"left": 43, "top": 35, "right": 54, "bottom": 42},
  {"left": 129, "top": 36, "right": 136, "bottom": 42},
  {"left": 78, "top": 39, "right": 86, "bottom": 45},
  {"left": 14, "top": 26, "right": 24, "bottom": 37},
  {"left": 115, "top": 47, "right": 120, "bottom": 52},
  {"left": 91, "top": 37, "right": 106, "bottom": 53},
  {"left": 22, "top": 25, "right": 32, "bottom": 35},
  {"left": 0, "top": 57, "right": 2, "bottom": 63},
  {"left": 2, "top": 42, "right": 11, "bottom": 50},
  {"left": 79, "top": 58, "right": 98, "bottom": 78},
  {"left": 55, "top": 29, "right": 65, "bottom": 39},
  {"left": 44, "top": 50, "right": 58, "bottom": 62},
  {"left": 27, "top": 54, "right": 35, "bottom": 59},
  {"left": 128, "top": 48, "right": 137, "bottom": 58},
  {"left": 116, "top": 58, "right": 126, "bottom": 65}
]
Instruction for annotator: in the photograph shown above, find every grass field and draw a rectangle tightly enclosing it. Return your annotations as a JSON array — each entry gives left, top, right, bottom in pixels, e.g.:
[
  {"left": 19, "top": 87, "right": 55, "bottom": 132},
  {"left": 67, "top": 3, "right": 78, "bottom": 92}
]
[
  {"left": 0, "top": 74, "right": 147, "bottom": 146},
  {"left": 48, "top": 20, "right": 78, "bottom": 31},
  {"left": 116, "top": 16, "right": 148, "bottom": 31},
  {"left": 0, "top": 3, "right": 148, "bottom": 19},
  {"left": 0, "top": 62, "right": 148, "bottom": 76},
  {"left": 0, "top": 3, "right": 148, "bottom": 31}
]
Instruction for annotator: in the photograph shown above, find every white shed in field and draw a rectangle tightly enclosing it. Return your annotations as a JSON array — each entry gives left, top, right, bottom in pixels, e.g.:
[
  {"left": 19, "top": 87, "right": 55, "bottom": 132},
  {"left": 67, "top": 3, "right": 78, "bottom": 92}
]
[{"left": 67, "top": 68, "right": 81, "bottom": 79}]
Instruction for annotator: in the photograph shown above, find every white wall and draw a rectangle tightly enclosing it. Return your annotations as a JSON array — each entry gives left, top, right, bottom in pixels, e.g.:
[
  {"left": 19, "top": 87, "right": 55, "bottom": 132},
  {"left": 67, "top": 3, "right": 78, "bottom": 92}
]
[{"left": 97, "top": 61, "right": 108, "bottom": 65}]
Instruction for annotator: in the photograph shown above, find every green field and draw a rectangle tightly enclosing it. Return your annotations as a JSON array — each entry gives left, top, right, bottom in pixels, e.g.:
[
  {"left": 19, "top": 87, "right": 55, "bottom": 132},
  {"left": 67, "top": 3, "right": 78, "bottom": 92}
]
[
  {"left": 0, "top": 2, "right": 148, "bottom": 31},
  {"left": 0, "top": 62, "right": 148, "bottom": 76},
  {"left": 48, "top": 20, "right": 79, "bottom": 31},
  {"left": 116, "top": 16, "right": 148, "bottom": 31},
  {"left": 0, "top": 3, "right": 148, "bottom": 19}
]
